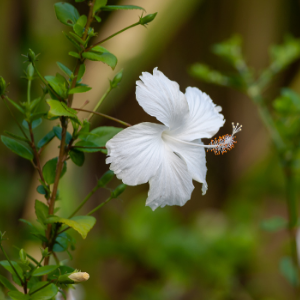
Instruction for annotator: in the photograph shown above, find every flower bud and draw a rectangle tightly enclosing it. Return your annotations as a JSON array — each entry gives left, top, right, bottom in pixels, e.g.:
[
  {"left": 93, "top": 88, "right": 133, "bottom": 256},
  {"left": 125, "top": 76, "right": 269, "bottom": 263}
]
[
  {"left": 28, "top": 49, "right": 37, "bottom": 63},
  {"left": 27, "top": 63, "right": 35, "bottom": 79},
  {"left": 110, "top": 70, "right": 123, "bottom": 88},
  {"left": 0, "top": 77, "right": 6, "bottom": 96},
  {"left": 68, "top": 272, "right": 90, "bottom": 283},
  {"left": 140, "top": 13, "right": 157, "bottom": 25},
  {"left": 19, "top": 249, "right": 27, "bottom": 262},
  {"left": 97, "top": 170, "right": 114, "bottom": 187},
  {"left": 111, "top": 184, "right": 126, "bottom": 198}
]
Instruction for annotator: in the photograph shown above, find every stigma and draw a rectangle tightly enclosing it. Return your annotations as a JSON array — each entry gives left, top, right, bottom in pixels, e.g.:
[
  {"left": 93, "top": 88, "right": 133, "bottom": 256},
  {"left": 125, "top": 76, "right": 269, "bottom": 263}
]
[{"left": 208, "top": 123, "right": 242, "bottom": 155}]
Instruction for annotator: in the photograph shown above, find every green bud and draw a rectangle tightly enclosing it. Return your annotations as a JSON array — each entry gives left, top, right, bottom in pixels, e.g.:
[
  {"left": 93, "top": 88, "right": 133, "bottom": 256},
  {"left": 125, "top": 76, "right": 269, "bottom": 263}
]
[
  {"left": 19, "top": 249, "right": 27, "bottom": 262},
  {"left": 111, "top": 184, "right": 126, "bottom": 198},
  {"left": 97, "top": 170, "right": 114, "bottom": 187},
  {"left": 41, "top": 247, "right": 50, "bottom": 257},
  {"left": 28, "top": 49, "right": 37, "bottom": 63},
  {"left": 27, "top": 63, "right": 35, "bottom": 79},
  {"left": 140, "top": 13, "right": 157, "bottom": 25},
  {"left": 0, "top": 77, "right": 6, "bottom": 96},
  {"left": 111, "top": 69, "right": 123, "bottom": 88}
]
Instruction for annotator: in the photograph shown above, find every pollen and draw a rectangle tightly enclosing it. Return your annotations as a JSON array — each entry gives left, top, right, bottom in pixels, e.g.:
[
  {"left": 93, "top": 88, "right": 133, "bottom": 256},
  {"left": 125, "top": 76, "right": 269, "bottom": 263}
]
[{"left": 207, "top": 122, "right": 242, "bottom": 155}]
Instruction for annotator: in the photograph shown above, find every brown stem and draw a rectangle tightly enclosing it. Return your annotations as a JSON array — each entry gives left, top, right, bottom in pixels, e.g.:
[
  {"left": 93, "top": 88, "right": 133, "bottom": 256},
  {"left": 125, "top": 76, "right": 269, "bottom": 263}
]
[
  {"left": 74, "top": 108, "right": 131, "bottom": 127},
  {"left": 28, "top": 123, "right": 47, "bottom": 187}
]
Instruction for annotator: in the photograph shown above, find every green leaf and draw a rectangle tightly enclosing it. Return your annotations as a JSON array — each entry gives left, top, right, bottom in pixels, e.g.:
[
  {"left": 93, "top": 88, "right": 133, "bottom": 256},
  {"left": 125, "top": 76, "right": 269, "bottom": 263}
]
[
  {"left": 77, "top": 64, "right": 86, "bottom": 81},
  {"left": 42, "top": 157, "right": 67, "bottom": 185},
  {"left": 1, "top": 136, "right": 34, "bottom": 160},
  {"left": 5, "top": 97, "right": 25, "bottom": 114},
  {"left": 68, "top": 32, "right": 85, "bottom": 45},
  {"left": 261, "top": 217, "right": 287, "bottom": 232},
  {"left": 53, "top": 233, "right": 70, "bottom": 252},
  {"left": 22, "top": 118, "right": 42, "bottom": 130},
  {"left": 3, "top": 131, "right": 29, "bottom": 143},
  {"left": 32, "top": 265, "right": 58, "bottom": 277},
  {"left": 36, "top": 185, "right": 47, "bottom": 195},
  {"left": 45, "top": 74, "right": 69, "bottom": 99},
  {"left": 74, "top": 140, "right": 103, "bottom": 153},
  {"left": 53, "top": 126, "right": 72, "bottom": 144},
  {"left": 30, "top": 282, "right": 58, "bottom": 300},
  {"left": 47, "top": 216, "right": 96, "bottom": 239},
  {"left": 54, "top": 2, "right": 80, "bottom": 26},
  {"left": 73, "top": 24, "right": 84, "bottom": 37},
  {"left": 35, "top": 200, "right": 48, "bottom": 224},
  {"left": 69, "top": 86, "right": 91, "bottom": 94},
  {"left": 0, "top": 273, "right": 18, "bottom": 291},
  {"left": 57, "top": 62, "right": 72, "bottom": 77},
  {"left": 46, "top": 99, "right": 78, "bottom": 118},
  {"left": 63, "top": 32, "right": 82, "bottom": 51},
  {"left": 69, "top": 51, "right": 81, "bottom": 59},
  {"left": 0, "top": 261, "right": 23, "bottom": 286},
  {"left": 69, "top": 149, "right": 85, "bottom": 166},
  {"left": 76, "top": 15, "right": 87, "bottom": 27},
  {"left": 37, "top": 130, "right": 55, "bottom": 149},
  {"left": 82, "top": 47, "right": 117, "bottom": 69},
  {"left": 280, "top": 256, "right": 299, "bottom": 286},
  {"left": 29, "top": 97, "right": 42, "bottom": 112},
  {"left": 94, "top": 0, "right": 107, "bottom": 13},
  {"left": 80, "top": 126, "right": 122, "bottom": 147},
  {"left": 102, "top": 5, "right": 145, "bottom": 11},
  {"left": 8, "top": 291, "right": 30, "bottom": 300}
]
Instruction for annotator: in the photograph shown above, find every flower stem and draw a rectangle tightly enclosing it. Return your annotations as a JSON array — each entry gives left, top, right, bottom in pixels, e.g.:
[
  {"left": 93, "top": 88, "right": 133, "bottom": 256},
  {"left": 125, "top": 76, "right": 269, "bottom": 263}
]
[
  {"left": 68, "top": 184, "right": 101, "bottom": 218},
  {"left": 88, "top": 86, "right": 112, "bottom": 121},
  {"left": 74, "top": 108, "right": 131, "bottom": 127},
  {"left": 85, "top": 21, "right": 140, "bottom": 52},
  {"left": 86, "top": 196, "right": 113, "bottom": 216}
]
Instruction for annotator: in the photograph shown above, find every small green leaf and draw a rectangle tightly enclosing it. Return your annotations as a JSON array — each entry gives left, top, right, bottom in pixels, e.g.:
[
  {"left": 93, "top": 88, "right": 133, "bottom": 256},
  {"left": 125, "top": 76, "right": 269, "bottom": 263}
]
[
  {"left": 3, "top": 131, "right": 29, "bottom": 143},
  {"left": 47, "top": 216, "right": 96, "bottom": 239},
  {"left": 1, "top": 136, "right": 34, "bottom": 160},
  {"left": 76, "top": 15, "right": 87, "bottom": 27},
  {"left": 261, "top": 217, "right": 287, "bottom": 232},
  {"left": 35, "top": 200, "right": 49, "bottom": 224},
  {"left": 80, "top": 126, "right": 122, "bottom": 147},
  {"left": 57, "top": 62, "right": 73, "bottom": 77},
  {"left": 68, "top": 32, "right": 85, "bottom": 45},
  {"left": 0, "top": 261, "right": 23, "bottom": 286},
  {"left": 77, "top": 64, "right": 86, "bottom": 81},
  {"left": 94, "top": 0, "right": 107, "bottom": 13},
  {"left": 30, "top": 282, "right": 58, "bottom": 300},
  {"left": 69, "top": 86, "right": 92, "bottom": 94},
  {"left": 0, "top": 274, "right": 18, "bottom": 291},
  {"left": 8, "top": 291, "right": 30, "bottom": 300},
  {"left": 32, "top": 265, "right": 58, "bottom": 277},
  {"left": 63, "top": 32, "right": 82, "bottom": 51},
  {"left": 54, "top": 2, "right": 80, "bottom": 26},
  {"left": 45, "top": 74, "right": 69, "bottom": 99},
  {"left": 36, "top": 185, "right": 47, "bottom": 195},
  {"left": 22, "top": 118, "right": 42, "bottom": 130},
  {"left": 69, "top": 149, "right": 85, "bottom": 166},
  {"left": 42, "top": 157, "right": 67, "bottom": 185},
  {"left": 69, "top": 51, "right": 81, "bottom": 59},
  {"left": 53, "top": 126, "right": 72, "bottom": 144},
  {"left": 73, "top": 24, "right": 84, "bottom": 37},
  {"left": 74, "top": 140, "right": 103, "bottom": 153},
  {"left": 95, "top": 15, "right": 101, "bottom": 22},
  {"left": 37, "top": 130, "right": 55, "bottom": 149},
  {"left": 53, "top": 233, "right": 70, "bottom": 252},
  {"left": 280, "top": 256, "right": 299, "bottom": 286},
  {"left": 5, "top": 97, "right": 25, "bottom": 114},
  {"left": 46, "top": 99, "right": 78, "bottom": 119},
  {"left": 102, "top": 5, "right": 145, "bottom": 11},
  {"left": 82, "top": 47, "right": 117, "bottom": 69}
]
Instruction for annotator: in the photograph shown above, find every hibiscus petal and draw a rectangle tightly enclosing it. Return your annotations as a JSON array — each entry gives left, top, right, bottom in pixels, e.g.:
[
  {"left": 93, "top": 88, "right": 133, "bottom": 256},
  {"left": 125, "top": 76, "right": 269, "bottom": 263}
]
[
  {"left": 163, "top": 135, "right": 208, "bottom": 195},
  {"left": 170, "top": 87, "right": 225, "bottom": 141},
  {"left": 146, "top": 144, "right": 194, "bottom": 210},
  {"left": 106, "top": 122, "right": 166, "bottom": 185},
  {"left": 136, "top": 67, "right": 189, "bottom": 130}
]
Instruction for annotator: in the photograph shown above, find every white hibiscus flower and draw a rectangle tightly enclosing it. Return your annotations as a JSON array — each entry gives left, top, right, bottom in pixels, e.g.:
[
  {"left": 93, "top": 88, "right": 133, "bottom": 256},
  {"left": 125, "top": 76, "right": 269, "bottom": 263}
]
[{"left": 106, "top": 68, "right": 241, "bottom": 210}]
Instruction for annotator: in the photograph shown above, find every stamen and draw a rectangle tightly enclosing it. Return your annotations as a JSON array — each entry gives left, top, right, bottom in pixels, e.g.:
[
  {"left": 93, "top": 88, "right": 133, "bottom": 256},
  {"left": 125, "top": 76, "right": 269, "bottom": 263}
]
[{"left": 207, "top": 122, "right": 242, "bottom": 155}]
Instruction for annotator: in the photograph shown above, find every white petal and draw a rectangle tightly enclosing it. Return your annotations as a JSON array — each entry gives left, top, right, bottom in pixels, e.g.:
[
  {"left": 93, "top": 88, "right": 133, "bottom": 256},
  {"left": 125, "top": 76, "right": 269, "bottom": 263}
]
[
  {"left": 136, "top": 68, "right": 189, "bottom": 130},
  {"left": 106, "top": 123, "right": 166, "bottom": 185},
  {"left": 146, "top": 144, "right": 194, "bottom": 210},
  {"left": 170, "top": 87, "right": 225, "bottom": 141},
  {"left": 163, "top": 135, "right": 208, "bottom": 195}
]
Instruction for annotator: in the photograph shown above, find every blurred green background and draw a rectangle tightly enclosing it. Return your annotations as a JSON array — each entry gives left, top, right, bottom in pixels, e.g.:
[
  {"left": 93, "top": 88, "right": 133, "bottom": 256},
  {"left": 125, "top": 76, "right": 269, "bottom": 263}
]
[{"left": 1, "top": 0, "right": 300, "bottom": 299}]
